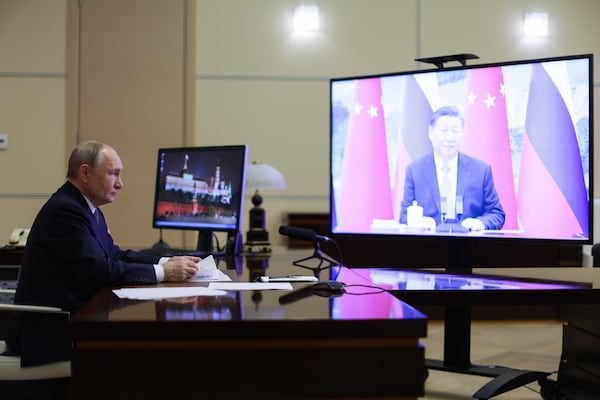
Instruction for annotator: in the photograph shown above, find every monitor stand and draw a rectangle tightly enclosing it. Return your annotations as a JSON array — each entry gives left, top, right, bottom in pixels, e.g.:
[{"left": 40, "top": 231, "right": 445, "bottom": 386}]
[
  {"left": 196, "top": 231, "right": 213, "bottom": 254},
  {"left": 425, "top": 238, "right": 555, "bottom": 399}
]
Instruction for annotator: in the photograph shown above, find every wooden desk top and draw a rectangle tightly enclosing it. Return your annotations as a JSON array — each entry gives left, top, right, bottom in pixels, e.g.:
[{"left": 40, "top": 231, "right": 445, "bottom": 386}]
[{"left": 72, "top": 250, "right": 428, "bottom": 340}]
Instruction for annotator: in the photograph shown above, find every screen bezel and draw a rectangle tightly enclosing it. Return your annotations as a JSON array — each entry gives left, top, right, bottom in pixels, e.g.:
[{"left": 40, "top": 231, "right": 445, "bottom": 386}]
[
  {"left": 329, "top": 54, "right": 594, "bottom": 245},
  {"left": 151, "top": 144, "right": 248, "bottom": 234}
]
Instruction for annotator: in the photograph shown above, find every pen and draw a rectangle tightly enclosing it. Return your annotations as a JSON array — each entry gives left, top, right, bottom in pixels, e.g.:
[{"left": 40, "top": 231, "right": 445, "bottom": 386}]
[
  {"left": 269, "top": 275, "right": 302, "bottom": 279},
  {"left": 259, "top": 275, "right": 319, "bottom": 282}
]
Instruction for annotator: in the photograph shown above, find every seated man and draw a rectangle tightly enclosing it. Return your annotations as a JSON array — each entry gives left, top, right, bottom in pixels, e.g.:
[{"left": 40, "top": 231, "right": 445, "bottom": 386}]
[
  {"left": 5, "top": 141, "right": 200, "bottom": 367},
  {"left": 400, "top": 106, "right": 505, "bottom": 231}
]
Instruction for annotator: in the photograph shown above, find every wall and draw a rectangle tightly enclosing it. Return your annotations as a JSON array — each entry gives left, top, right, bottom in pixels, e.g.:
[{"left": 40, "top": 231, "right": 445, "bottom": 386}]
[
  {"left": 0, "top": 0, "right": 598, "bottom": 251},
  {"left": 68, "top": 0, "right": 195, "bottom": 249},
  {"left": 0, "top": 0, "right": 67, "bottom": 237}
]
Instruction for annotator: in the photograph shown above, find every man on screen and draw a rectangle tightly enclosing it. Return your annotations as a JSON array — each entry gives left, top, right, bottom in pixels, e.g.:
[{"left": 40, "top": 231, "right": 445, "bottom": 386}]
[{"left": 400, "top": 106, "right": 505, "bottom": 231}]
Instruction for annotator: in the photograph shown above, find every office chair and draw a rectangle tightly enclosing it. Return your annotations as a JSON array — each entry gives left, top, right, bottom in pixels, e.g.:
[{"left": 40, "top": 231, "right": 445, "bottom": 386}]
[{"left": 0, "top": 289, "right": 71, "bottom": 400}]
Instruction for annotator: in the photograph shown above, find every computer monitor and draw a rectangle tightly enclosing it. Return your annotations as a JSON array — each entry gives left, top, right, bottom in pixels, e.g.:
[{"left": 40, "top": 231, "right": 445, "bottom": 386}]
[
  {"left": 150, "top": 145, "right": 248, "bottom": 255},
  {"left": 330, "top": 54, "right": 593, "bottom": 269}
]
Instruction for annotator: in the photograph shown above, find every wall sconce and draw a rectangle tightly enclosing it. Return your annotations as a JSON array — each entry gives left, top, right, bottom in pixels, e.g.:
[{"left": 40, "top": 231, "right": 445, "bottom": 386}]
[
  {"left": 523, "top": 12, "right": 548, "bottom": 37},
  {"left": 293, "top": 5, "right": 320, "bottom": 31},
  {"left": 244, "top": 161, "right": 287, "bottom": 253}
]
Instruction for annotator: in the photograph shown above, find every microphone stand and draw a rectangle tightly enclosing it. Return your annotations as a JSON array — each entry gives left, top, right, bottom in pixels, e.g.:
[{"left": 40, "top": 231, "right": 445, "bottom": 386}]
[{"left": 292, "top": 241, "right": 340, "bottom": 277}]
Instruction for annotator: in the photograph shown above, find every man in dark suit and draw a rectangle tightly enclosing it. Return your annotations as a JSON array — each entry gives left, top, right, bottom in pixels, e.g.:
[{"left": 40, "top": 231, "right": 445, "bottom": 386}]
[
  {"left": 5, "top": 141, "right": 200, "bottom": 367},
  {"left": 400, "top": 106, "right": 505, "bottom": 231}
]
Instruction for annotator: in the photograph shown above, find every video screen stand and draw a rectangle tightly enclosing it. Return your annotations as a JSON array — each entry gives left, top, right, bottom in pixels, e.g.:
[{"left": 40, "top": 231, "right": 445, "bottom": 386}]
[{"left": 426, "top": 239, "right": 555, "bottom": 399}]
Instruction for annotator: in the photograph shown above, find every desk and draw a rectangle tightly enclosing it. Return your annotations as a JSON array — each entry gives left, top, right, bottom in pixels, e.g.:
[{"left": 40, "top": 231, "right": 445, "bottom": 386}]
[
  {"left": 70, "top": 252, "right": 427, "bottom": 400},
  {"left": 344, "top": 266, "right": 600, "bottom": 399},
  {"left": 0, "top": 247, "right": 21, "bottom": 297},
  {"left": 0, "top": 247, "right": 24, "bottom": 267}
]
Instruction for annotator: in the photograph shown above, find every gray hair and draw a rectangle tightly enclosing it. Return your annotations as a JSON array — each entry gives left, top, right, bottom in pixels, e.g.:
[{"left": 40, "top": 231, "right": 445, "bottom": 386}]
[{"left": 66, "top": 141, "right": 108, "bottom": 179}]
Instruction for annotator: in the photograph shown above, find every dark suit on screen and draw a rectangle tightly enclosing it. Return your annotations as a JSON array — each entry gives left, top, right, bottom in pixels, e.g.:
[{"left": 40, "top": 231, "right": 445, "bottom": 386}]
[
  {"left": 400, "top": 152, "right": 505, "bottom": 230},
  {"left": 6, "top": 181, "right": 161, "bottom": 366}
]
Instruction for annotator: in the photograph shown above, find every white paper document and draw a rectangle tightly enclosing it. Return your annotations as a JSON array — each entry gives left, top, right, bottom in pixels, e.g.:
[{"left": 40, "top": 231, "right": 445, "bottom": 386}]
[
  {"left": 188, "top": 269, "right": 231, "bottom": 282},
  {"left": 113, "top": 286, "right": 227, "bottom": 300},
  {"left": 183, "top": 255, "right": 232, "bottom": 282},
  {"left": 208, "top": 282, "right": 293, "bottom": 291}
]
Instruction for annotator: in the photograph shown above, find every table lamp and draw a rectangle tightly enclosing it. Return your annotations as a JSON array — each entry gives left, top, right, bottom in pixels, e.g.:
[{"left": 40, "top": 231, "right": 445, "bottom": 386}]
[{"left": 244, "top": 161, "right": 287, "bottom": 253}]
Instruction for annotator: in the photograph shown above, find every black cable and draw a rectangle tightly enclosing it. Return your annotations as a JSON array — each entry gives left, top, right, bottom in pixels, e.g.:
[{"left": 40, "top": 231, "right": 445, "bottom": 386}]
[{"left": 340, "top": 284, "right": 388, "bottom": 295}]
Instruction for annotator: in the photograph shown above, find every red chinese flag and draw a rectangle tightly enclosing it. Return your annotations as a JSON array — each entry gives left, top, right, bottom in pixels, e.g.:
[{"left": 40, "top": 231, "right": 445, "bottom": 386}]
[
  {"left": 462, "top": 67, "right": 518, "bottom": 230},
  {"left": 336, "top": 78, "right": 393, "bottom": 232}
]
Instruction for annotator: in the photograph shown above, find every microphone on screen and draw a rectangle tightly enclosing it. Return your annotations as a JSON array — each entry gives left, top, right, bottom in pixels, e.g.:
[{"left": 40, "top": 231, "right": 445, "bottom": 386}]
[{"left": 278, "top": 225, "right": 333, "bottom": 242}]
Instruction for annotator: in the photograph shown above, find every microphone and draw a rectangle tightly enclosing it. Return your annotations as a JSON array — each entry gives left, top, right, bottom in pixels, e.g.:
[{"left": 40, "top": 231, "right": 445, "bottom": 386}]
[
  {"left": 278, "top": 226, "right": 332, "bottom": 242},
  {"left": 278, "top": 281, "right": 346, "bottom": 305}
]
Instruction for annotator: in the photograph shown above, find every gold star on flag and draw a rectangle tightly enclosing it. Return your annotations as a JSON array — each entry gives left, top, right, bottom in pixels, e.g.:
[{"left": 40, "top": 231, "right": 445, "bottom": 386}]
[{"left": 484, "top": 94, "right": 496, "bottom": 108}]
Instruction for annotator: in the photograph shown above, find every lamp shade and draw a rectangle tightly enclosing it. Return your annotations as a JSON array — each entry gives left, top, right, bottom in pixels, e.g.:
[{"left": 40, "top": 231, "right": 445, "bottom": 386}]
[{"left": 245, "top": 161, "right": 287, "bottom": 190}]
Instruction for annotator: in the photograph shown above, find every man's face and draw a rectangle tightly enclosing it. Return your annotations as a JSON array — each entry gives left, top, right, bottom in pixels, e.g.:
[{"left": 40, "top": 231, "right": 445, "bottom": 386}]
[
  {"left": 85, "top": 148, "right": 124, "bottom": 207},
  {"left": 428, "top": 115, "right": 463, "bottom": 162}
]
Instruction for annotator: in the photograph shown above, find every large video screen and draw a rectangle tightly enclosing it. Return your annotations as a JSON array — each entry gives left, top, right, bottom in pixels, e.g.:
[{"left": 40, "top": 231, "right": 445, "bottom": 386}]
[{"left": 330, "top": 54, "right": 593, "bottom": 242}]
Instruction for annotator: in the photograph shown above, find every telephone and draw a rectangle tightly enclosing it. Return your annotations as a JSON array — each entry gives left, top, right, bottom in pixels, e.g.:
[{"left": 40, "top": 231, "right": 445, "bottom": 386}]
[{"left": 9, "top": 228, "right": 30, "bottom": 247}]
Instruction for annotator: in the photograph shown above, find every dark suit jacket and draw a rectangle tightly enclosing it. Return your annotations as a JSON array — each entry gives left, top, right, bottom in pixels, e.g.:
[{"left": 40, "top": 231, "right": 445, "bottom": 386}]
[
  {"left": 400, "top": 152, "right": 505, "bottom": 230},
  {"left": 6, "top": 181, "right": 161, "bottom": 366}
]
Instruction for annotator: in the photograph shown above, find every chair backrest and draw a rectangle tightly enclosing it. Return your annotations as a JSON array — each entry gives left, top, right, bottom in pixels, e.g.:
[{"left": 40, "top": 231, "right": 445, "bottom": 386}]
[{"left": 0, "top": 291, "right": 71, "bottom": 381}]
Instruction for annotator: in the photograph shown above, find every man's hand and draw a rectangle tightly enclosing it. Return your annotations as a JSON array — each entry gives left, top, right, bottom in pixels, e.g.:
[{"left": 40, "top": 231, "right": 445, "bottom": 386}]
[
  {"left": 461, "top": 217, "right": 485, "bottom": 231},
  {"left": 162, "top": 256, "right": 200, "bottom": 282}
]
